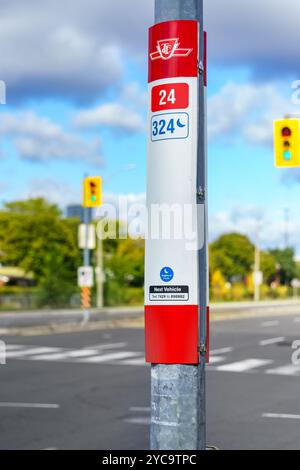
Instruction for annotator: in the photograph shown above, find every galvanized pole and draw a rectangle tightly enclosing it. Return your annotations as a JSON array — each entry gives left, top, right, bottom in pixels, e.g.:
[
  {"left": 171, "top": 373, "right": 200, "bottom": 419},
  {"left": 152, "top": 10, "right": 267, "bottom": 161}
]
[
  {"left": 96, "top": 229, "right": 104, "bottom": 309},
  {"left": 82, "top": 206, "right": 91, "bottom": 323},
  {"left": 254, "top": 243, "right": 260, "bottom": 302},
  {"left": 151, "top": 0, "right": 207, "bottom": 451},
  {"left": 83, "top": 206, "right": 90, "bottom": 267}
]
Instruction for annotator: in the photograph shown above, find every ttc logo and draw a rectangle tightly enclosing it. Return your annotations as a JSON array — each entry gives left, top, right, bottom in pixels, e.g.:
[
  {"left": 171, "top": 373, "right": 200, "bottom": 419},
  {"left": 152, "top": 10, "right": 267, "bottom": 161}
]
[{"left": 150, "top": 38, "right": 193, "bottom": 61}]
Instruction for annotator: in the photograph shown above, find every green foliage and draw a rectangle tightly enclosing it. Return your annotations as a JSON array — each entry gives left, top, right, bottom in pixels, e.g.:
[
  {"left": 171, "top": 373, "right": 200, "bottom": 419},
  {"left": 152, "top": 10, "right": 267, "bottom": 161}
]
[
  {"left": 269, "top": 248, "right": 297, "bottom": 284},
  {"left": 103, "top": 237, "right": 144, "bottom": 306},
  {"left": 210, "top": 233, "right": 254, "bottom": 280},
  {"left": 0, "top": 198, "right": 81, "bottom": 307},
  {"left": 260, "top": 251, "right": 277, "bottom": 283}
]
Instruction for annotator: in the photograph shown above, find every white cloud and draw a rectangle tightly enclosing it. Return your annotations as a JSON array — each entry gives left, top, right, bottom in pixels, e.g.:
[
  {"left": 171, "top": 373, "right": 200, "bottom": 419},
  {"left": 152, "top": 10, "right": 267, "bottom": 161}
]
[
  {"left": 210, "top": 205, "right": 300, "bottom": 253},
  {"left": 74, "top": 103, "right": 145, "bottom": 133},
  {"left": 0, "top": 0, "right": 152, "bottom": 102},
  {"left": 0, "top": 111, "right": 103, "bottom": 164},
  {"left": 205, "top": 0, "right": 300, "bottom": 79},
  {"left": 24, "top": 178, "right": 79, "bottom": 206},
  {"left": 2, "top": 0, "right": 300, "bottom": 102},
  {"left": 208, "top": 82, "right": 295, "bottom": 146}
]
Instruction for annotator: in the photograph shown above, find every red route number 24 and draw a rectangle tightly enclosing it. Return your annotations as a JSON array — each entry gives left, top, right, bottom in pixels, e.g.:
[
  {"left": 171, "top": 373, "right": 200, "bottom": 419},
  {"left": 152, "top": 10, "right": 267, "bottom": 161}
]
[{"left": 151, "top": 83, "right": 189, "bottom": 113}]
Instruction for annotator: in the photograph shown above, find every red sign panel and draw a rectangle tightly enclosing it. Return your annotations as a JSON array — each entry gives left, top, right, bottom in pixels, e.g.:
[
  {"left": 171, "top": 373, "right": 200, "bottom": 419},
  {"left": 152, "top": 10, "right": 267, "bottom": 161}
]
[
  {"left": 145, "top": 305, "right": 198, "bottom": 364},
  {"left": 148, "top": 20, "right": 198, "bottom": 83},
  {"left": 151, "top": 83, "right": 189, "bottom": 112}
]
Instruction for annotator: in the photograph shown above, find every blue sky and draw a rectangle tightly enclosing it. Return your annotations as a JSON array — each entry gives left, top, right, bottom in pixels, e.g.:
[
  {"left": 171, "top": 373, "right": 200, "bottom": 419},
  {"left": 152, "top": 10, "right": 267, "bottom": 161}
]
[{"left": 1, "top": 0, "right": 300, "bottom": 253}]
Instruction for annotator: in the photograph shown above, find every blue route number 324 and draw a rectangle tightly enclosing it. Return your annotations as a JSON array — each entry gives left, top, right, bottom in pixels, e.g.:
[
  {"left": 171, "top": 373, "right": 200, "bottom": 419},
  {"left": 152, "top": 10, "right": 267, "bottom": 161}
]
[{"left": 151, "top": 112, "right": 189, "bottom": 142}]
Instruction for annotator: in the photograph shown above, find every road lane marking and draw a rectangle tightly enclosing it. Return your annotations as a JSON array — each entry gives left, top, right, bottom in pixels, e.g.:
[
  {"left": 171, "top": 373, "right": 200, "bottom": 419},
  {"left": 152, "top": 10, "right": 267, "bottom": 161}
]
[
  {"left": 125, "top": 417, "right": 151, "bottom": 425},
  {"left": 0, "top": 402, "right": 59, "bottom": 409},
  {"left": 5, "top": 347, "right": 62, "bottom": 358},
  {"left": 30, "top": 349, "right": 101, "bottom": 361},
  {"left": 78, "top": 352, "right": 141, "bottom": 363},
  {"left": 85, "top": 342, "right": 127, "bottom": 350},
  {"left": 266, "top": 364, "right": 300, "bottom": 376},
  {"left": 207, "top": 356, "right": 225, "bottom": 365},
  {"left": 261, "top": 321, "right": 279, "bottom": 327},
  {"left": 217, "top": 359, "right": 273, "bottom": 373},
  {"left": 263, "top": 413, "right": 300, "bottom": 420},
  {"left": 259, "top": 337, "right": 285, "bottom": 346},
  {"left": 5, "top": 345, "right": 26, "bottom": 351},
  {"left": 293, "top": 318, "right": 300, "bottom": 323},
  {"left": 120, "top": 357, "right": 147, "bottom": 366},
  {"left": 210, "top": 347, "right": 233, "bottom": 355},
  {"left": 130, "top": 407, "right": 151, "bottom": 412}
]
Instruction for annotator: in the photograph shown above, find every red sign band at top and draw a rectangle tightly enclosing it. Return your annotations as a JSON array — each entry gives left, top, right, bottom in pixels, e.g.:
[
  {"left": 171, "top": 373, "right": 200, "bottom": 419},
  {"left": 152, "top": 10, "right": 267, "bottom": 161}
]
[{"left": 148, "top": 20, "right": 199, "bottom": 83}]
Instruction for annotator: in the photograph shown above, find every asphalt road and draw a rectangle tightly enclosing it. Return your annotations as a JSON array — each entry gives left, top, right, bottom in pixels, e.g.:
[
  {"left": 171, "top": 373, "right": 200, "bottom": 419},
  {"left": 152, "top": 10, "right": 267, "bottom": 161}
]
[{"left": 0, "top": 306, "right": 300, "bottom": 450}]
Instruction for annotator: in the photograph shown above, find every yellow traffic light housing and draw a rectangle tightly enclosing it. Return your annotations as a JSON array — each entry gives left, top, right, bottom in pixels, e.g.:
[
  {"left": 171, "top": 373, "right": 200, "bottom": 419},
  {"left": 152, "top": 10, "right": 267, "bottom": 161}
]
[
  {"left": 274, "top": 119, "right": 300, "bottom": 168},
  {"left": 83, "top": 176, "right": 102, "bottom": 208}
]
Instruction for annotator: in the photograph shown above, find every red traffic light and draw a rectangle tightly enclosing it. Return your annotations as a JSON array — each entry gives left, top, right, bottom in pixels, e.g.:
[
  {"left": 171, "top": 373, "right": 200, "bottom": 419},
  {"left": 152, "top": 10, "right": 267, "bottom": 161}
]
[{"left": 282, "top": 127, "right": 292, "bottom": 137}]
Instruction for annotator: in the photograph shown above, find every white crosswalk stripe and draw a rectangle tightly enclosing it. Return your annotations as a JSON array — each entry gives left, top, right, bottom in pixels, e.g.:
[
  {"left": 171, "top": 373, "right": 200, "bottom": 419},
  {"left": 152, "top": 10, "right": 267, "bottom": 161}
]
[
  {"left": 6, "top": 347, "right": 63, "bottom": 358},
  {"left": 207, "top": 355, "right": 226, "bottom": 365},
  {"left": 266, "top": 364, "right": 300, "bottom": 376},
  {"left": 4, "top": 343, "right": 300, "bottom": 375},
  {"left": 3, "top": 343, "right": 146, "bottom": 366},
  {"left": 216, "top": 359, "right": 273, "bottom": 373}
]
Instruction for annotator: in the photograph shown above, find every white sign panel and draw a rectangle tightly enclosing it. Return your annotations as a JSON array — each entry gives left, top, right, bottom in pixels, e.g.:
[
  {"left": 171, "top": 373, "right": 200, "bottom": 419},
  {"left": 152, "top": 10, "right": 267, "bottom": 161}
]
[
  {"left": 145, "top": 76, "right": 199, "bottom": 307},
  {"left": 253, "top": 271, "right": 263, "bottom": 286},
  {"left": 78, "top": 224, "right": 96, "bottom": 250},
  {"left": 78, "top": 266, "right": 94, "bottom": 288}
]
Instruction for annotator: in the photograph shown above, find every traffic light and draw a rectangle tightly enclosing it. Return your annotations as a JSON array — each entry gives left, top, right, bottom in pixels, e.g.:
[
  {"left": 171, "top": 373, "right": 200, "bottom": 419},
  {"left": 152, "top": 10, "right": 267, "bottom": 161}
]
[
  {"left": 83, "top": 176, "right": 102, "bottom": 208},
  {"left": 274, "top": 119, "right": 300, "bottom": 168}
]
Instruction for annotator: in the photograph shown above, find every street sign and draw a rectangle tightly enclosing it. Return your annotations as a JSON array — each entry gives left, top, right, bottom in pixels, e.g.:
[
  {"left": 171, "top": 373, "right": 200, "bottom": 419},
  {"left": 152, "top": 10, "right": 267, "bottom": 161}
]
[
  {"left": 78, "top": 224, "right": 96, "bottom": 250},
  {"left": 78, "top": 266, "right": 94, "bottom": 288},
  {"left": 291, "top": 279, "right": 300, "bottom": 289},
  {"left": 274, "top": 119, "right": 300, "bottom": 168},
  {"left": 253, "top": 271, "right": 263, "bottom": 286},
  {"left": 145, "top": 20, "right": 201, "bottom": 365}
]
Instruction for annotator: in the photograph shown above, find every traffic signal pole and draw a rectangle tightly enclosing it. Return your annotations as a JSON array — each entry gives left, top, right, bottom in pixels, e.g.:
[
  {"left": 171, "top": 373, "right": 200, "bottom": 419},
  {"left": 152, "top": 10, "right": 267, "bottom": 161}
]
[
  {"left": 83, "top": 206, "right": 90, "bottom": 267},
  {"left": 149, "top": 0, "right": 207, "bottom": 451},
  {"left": 82, "top": 206, "right": 91, "bottom": 323}
]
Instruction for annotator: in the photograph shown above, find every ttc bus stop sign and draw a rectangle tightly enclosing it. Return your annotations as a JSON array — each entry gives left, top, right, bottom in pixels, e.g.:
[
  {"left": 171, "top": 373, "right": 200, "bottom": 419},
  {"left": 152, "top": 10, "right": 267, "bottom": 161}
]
[{"left": 145, "top": 20, "right": 203, "bottom": 365}]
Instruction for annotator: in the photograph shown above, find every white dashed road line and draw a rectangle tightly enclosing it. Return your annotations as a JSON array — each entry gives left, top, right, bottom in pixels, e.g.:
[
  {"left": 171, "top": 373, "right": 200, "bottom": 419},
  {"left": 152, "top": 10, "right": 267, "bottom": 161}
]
[
  {"left": 217, "top": 359, "right": 273, "bottom": 373},
  {"left": 259, "top": 337, "right": 285, "bottom": 346},
  {"left": 210, "top": 347, "right": 233, "bottom": 355},
  {"left": 266, "top": 364, "right": 300, "bottom": 376},
  {"left": 261, "top": 321, "right": 280, "bottom": 328},
  {"left": 0, "top": 402, "right": 59, "bottom": 409},
  {"left": 263, "top": 413, "right": 300, "bottom": 420}
]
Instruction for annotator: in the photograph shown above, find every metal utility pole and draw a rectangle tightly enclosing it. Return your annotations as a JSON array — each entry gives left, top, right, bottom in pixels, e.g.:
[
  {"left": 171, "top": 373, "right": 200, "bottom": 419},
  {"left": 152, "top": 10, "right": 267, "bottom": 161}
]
[
  {"left": 148, "top": 0, "right": 207, "bottom": 451},
  {"left": 254, "top": 243, "right": 260, "bottom": 302},
  {"left": 284, "top": 208, "right": 290, "bottom": 248},
  {"left": 79, "top": 176, "right": 101, "bottom": 322},
  {"left": 96, "top": 230, "right": 104, "bottom": 309},
  {"left": 82, "top": 206, "right": 91, "bottom": 323}
]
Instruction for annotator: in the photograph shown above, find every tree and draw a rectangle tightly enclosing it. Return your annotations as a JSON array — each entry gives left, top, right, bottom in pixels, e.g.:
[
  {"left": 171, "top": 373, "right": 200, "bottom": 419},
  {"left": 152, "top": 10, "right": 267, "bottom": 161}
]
[
  {"left": 210, "top": 233, "right": 254, "bottom": 280},
  {"left": 103, "top": 237, "right": 144, "bottom": 306},
  {"left": 0, "top": 198, "right": 81, "bottom": 307},
  {"left": 260, "top": 251, "right": 276, "bottom": 284},
  {"left": 269, "top": 248, "right": 297, "bottom": 285}
]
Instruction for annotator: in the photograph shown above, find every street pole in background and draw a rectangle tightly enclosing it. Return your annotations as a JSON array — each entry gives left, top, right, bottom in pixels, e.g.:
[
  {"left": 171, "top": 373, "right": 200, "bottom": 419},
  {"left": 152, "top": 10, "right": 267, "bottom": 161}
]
[
  {"left": 284, "top": 208, "right": 290, "bottom": 248},
  {"left": 80, "top": 177, "right": 102, "bottom": 322},
  {"left": 147, "top": 0, "right": 207, "bottom": 450},
  {"left": 96, "top": 230, "right": 104, "bottom": 309},
  {"left": 82, "top": 205, "right": 91, "bottom": 323},
  {"left": 254, "top": 242, "right": 260, "bottom": 302}
]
